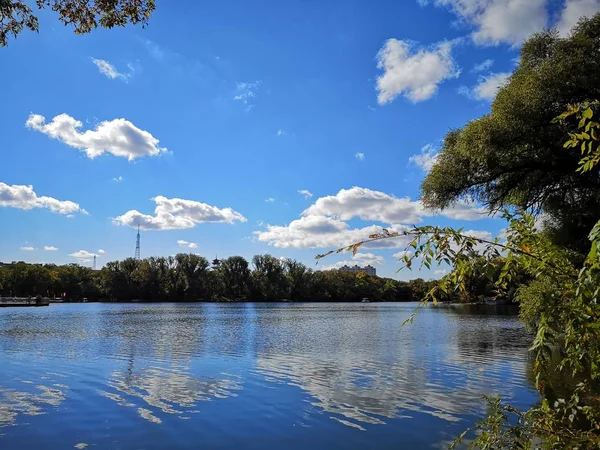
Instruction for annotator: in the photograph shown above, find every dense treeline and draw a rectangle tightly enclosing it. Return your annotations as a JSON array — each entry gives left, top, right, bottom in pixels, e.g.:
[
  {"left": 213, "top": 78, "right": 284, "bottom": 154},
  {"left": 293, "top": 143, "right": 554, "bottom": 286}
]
[{"left": 0, "top": 254, "right": 437, "bottom": 302}]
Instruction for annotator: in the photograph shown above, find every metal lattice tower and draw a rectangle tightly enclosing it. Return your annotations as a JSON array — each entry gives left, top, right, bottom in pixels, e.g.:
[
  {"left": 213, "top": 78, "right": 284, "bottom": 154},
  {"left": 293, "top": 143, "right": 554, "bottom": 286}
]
[{"left": 134, "top": 224, "right": 141, "bottom": 260}]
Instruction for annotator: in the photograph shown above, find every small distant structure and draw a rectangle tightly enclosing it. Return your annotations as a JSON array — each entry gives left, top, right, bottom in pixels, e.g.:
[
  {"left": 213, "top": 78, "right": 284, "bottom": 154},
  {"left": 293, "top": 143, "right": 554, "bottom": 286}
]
[
  {"left": 339, "top": 264, "right": 377, "bottom": 276},
  {"left": 93, "top": 255, "right": 96, "bottom": 270},
  {"left": 134, "top": 224, "right": 141, "bottom": 260},
  {"left": 212, "top": 255, "right": 221, "bottom": 270}
]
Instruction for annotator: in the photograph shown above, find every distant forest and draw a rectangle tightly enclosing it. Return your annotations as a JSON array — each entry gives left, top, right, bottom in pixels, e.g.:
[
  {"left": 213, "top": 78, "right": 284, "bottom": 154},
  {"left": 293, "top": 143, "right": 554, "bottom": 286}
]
[{"left": 0, "top": 254, "right": 438, "bottom": 302}]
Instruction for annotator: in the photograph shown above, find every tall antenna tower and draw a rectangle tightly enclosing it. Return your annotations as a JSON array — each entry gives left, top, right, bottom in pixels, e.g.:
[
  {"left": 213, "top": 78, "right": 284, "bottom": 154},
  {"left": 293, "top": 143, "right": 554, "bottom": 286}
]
[
  {"left": 93, "top": 255, "right": 97, "bottom": 270},
  {"left": 134, "top": 224, "right": 141, "bottom": 260}
]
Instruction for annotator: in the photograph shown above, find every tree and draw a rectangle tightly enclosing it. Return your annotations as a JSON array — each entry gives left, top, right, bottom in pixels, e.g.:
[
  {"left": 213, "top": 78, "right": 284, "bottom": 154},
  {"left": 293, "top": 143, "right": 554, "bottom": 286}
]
[
  {"left": 219, "top": 256, "right": 251, "bottom": 300},
  {"left": 282, "top": 258, "right": 313, "bottom": 301},
  {"left": 421, "top": 13, "right": 600, "bottom": 255},
  {"left": 250, "top": 254, "right": 288, "bottom": 301},
  {"left": 0, "top": 0, "right": 155, "bottom": 47},
  {"left": 175, "top": 253, "right": 210, "bottom": 301}
]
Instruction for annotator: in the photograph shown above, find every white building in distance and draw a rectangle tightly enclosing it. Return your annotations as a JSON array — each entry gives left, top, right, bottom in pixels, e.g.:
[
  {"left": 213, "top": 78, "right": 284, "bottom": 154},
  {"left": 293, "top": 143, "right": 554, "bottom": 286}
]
[{"left": 339, "top": 265, "right": 377, "bottom": 276}]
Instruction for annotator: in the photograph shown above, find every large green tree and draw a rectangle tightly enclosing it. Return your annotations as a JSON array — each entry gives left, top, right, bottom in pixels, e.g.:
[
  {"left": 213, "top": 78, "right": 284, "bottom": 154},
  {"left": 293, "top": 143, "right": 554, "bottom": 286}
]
[
  {"left": 0, "top": 0, "right": 155, "bottom": 46},
  {"left": 421, "top": 14, "right": 600, "bottom": 255}
]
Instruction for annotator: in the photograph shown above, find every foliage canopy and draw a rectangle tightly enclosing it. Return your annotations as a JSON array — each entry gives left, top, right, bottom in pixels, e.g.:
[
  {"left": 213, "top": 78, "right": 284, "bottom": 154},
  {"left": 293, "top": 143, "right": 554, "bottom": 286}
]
[{"left": 0, "top": 0, "right": 155, "bottom": 46}]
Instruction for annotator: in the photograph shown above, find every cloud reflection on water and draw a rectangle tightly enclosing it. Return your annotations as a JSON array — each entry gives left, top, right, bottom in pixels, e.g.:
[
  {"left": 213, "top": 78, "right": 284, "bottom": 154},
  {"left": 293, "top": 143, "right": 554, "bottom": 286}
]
[
  {"left": 0, "top": 383, "right": 67, "bottom": 427},
  {"left": 102, "top": 366, "right": 242, "bottom": 423}
]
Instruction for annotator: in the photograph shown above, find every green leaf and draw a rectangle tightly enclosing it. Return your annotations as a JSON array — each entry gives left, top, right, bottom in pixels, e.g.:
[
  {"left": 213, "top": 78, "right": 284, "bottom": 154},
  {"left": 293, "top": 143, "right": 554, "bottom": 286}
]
[{"left": 583, "top": 107, "right": 593, "bottom": 119}]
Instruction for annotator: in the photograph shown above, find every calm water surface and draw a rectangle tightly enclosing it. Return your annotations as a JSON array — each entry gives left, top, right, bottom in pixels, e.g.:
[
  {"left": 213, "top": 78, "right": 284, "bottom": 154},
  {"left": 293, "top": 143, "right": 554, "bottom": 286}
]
[{"left": 0, "top": 302, "right": 538, "bottom": 449}]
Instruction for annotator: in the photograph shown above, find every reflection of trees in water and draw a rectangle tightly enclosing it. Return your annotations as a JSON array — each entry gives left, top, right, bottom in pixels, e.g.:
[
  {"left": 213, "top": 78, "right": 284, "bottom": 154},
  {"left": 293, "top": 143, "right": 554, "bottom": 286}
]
[
  {"left": 0, "top": 383, "right": 66, "bottom": 427},
  {"left": 102, "top": 366, "right": 242, "bottom": 424}
]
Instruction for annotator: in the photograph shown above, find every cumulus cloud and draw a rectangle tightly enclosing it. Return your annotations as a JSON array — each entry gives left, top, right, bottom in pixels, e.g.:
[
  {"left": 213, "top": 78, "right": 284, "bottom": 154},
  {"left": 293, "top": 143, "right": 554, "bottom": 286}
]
[
  {"left": 91, "top": 58, "right": 134, "bottom": 82},
  {"left": 254, "top": 216, "right": 412, "bottom": 249},
  {"left": 303, "top": 187, "right": 487, "bottom": 224},
  {"left": 298, "top": 190, "right": 313, "bottom": 199},
  {"left": 177, "top": 240, "right": 199, "bottom": 249},
  {"left": 375, "top": 38, "right": 459, "bottom": 104},
  {"left": 44, "top": 246, "right": 58, "bottom": 251},
  {"left": 254, "top": 187, "right": 491, "bottom": 249},
  {"left": 26, "top": 113, "right": 167, "bottom": 161},
  {"left": 409, "top": 144, "right": 439, "bottom": 172},
  {"left": 556, "top": 0, "right": 600, "bottom": 36},
  {"left": 276, "top": 129, "right": 285, "bottom": 136},
  {"left": 20, "top": 246, "right": 35, "bottom": 251},
  {"left": 422, "top": 0, "right": 600, "bottom": 45},
  {"left": 320, "top": 252, "right": 385, "bottom": 270},
  {"left": 113, "top": 195, "right": 247, "bottom": 230},
  {"left": 355, "top": 152, "right": 365, "bottom": 160},
  {"left": 0, "top": 182, "right": 86, "bottom": 215},
  {"left": 98, "top": 249, "right": 106, "bottom": 254},
  {"left": 304, "top": 187, "right": 427, "bottom": 224},
  {"left": 472, "top": 58, "right": 494, "bottom": 72},
  {"left": 265, "top": 198, "right": 276, "bottom": 203},
  {"left": 420, "top": 0, "right": 547, "bottom": 46},
  {"left": 234, "top": 81, "right": 261, "bottom": 111},
  {"left": 113, "top": 176, "right": 123, "bottom": 182},
  {"left": 393, "top": 250, "right": 413, "bottom": 260},
  {"left": 70, "top": 250, "right": 97, "bottom": 259},
  {"left": 465, "top": 72, "right": 511, "bottom": 101}
]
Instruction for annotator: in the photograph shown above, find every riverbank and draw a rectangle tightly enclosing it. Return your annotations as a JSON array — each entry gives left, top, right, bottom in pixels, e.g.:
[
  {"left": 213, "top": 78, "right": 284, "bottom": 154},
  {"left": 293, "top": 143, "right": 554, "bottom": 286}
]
[{"left": 0, "top": 297, "right": 50, "bottom": 307}]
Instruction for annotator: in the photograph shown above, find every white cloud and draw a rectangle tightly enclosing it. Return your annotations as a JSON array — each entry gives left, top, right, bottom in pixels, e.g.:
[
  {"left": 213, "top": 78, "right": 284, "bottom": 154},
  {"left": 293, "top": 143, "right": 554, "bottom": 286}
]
[
  {"left": 409, "top": 144, "right": 439, "bottom": 172},
  {"left": 113, "top": 195, "right": 247, "bottom": 230},
  {"left": 422, "top": 0, "right": 600, "bottom": 45},
  {"left": 277, "top": 129, "right": 285, "bottom": 136},
  {"left": 254, "top": 216, "right": 412, "bottom": 249},
  {"left": 177, "top": 240, "right": 199, "bottom": 249},
  {"left": 255, "top": 187, "right": 491, "bottom": 250},
  {"left": 470, "top": 72, "right": 511, "bottom": 100},
  {"left": 464, "top": 229, "right": 493, "bottom": 241},
  {"left": 354, "top": 252, "right": 385, "bottom": 265},
  {"left": 302, "top": 187, "right": 487, "bottom": 224},
  {"left": 70, "top": 250, "right": 97, "bottom": 259},
  {"left": 298, "top": 190, "right": 313, "bottom": 199},
  {"left": 472, "top": 0, "right": 547, "bottom": 45},
  {"left": 91, "top": 58, "right": 134, "bottom": 82},
  {"left": 20, "top": 246, "right": 35, "bottom": 251},
  {"left": 234, "top": 81, "right": 261, "bottom": 111},
  {"left": 265, "top": 198, "right": 276, "bottom": 203},
  {"left": 320, "top": 252, "right": 385, "bottom": 270},
  {"left": 355, "top": 152, "right": 365, "bottom": 160},
  {"left": 393, "top": 250, "right": 413, "bottom": 260},
  {"left": 0, "top": 182, "right": 86, "bottom": 215},
  {"left": 557, "top": 0, "right": 600, "bottom": 36},
  {"left": 421, "top": 0, "right": 547, "bottom": 46},
  {"left": 304, "top": 187, "right": 427, "bottom": 224},
  {"left": 98, "top": 249, "right": 106, "bottom": 254},
  {"left": 26, "top": 113, "right": 167, "bottom": 161},
  {"left": 440, "top": 202, "right": 489, "bottom": 220},
  {"left": 472, "top": 58, "right": 494, "bottom": 72},
  {"left": 44, "top": 246, "right": 58, "bottom": 251},
  {"left": 375, "top": 38, "right": 459, "bottom": 104},
  {"left": 113, "top": 176, "right": 123, "bottom": 182},
  {"left": 434, "top": 269, "right": 449, "bottom": 276}
]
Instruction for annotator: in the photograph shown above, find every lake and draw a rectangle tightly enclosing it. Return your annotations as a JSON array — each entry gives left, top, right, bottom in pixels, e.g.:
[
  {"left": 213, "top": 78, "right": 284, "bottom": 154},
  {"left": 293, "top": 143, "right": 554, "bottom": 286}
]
[{"left": 0, "top": 302, "right": 538, "bottom": 449}]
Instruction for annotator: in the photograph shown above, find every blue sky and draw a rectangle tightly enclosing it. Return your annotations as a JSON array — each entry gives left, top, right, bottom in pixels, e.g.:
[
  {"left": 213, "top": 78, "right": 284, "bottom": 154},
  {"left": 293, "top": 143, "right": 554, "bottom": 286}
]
[{"left": 1, "top": 0, "right": 598, "bottom": 279}]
